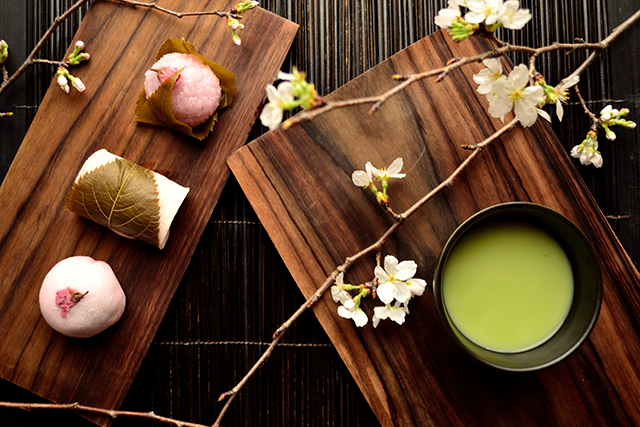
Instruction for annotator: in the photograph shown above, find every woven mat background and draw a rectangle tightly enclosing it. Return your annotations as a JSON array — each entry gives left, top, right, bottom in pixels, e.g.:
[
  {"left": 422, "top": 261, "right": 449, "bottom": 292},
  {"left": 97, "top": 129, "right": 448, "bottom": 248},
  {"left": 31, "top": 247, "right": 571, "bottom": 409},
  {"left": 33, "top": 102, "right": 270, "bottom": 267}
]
[{"left": 1, "top": 1, "right": 639, "bottom": 425}]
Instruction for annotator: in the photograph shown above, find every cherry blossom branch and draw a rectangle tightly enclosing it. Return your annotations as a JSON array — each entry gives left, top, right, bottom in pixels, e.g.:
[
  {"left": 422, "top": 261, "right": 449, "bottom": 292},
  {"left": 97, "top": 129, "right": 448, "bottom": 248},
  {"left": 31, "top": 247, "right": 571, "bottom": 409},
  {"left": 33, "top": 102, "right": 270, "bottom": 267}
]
[
  {"left": 574, "top": 86, "right": 599, "bottom": 128},
  {"left": 0, "top": 401, "right": 209, "bottom": 427},
  {"left": 0, "top": 0, "right": 91, "bottom": 98},
  {"left": 214, "top": 118, "right": 519, "bottom": 421},
  {"left": 0, "top": 0, "right": 255, "bottom": 99},
  {"left": 285, "top": 9, "right": 640, "bottom": 128},
  {"left": 111, "top": 0, "right": 242, "bottom": 18}
]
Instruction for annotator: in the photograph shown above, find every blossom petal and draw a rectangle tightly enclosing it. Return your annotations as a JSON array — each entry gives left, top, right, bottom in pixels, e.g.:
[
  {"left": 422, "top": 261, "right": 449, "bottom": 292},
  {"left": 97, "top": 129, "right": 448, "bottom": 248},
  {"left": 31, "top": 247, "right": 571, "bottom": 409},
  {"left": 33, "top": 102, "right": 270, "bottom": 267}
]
[
  {"left": 337, "top": 305, "right": 353, "bottom": 319},
  {"left": 556, "top": 100, "right": 564, "bottom": 122},
  {"left": 277, "top": 81, "right": 295, "bottom": 102},
  {"left": 508, "top": 64, "right": 530, "bottom": 88},
  {"left": 377, "top": 282, "right": 395, "bottom": 305},
  {"left": 259, "top": 104, "right": 283, "bottom": 130},
  {"left": 514, "top": 100, "right": 538, "bottom": 127},
  {"left": 383, "top": 255, "right": 399, "bottom": 276},
  {"left": 277, "top": 71, "right": 295, "bottom": 80},
  {"left": 388, "top": 307, "right": 407, "bottom": 325},
  {"left": 522, "top": 85, "right": 544, "bottom": 104},
  {"left": 407, "top": 278, "right": 427, "bottom": 296},
  {"left": 353, "top": 309, "right": 368, "bottom": 327},
  {"left": 488, "top": 96, "right": 513, "bottom": 119},
  {"left": 387, "top": 157, "right": 404, "bottom": 176},
  {"left": 537, "top": 108, "right": 552, "bottom": 123},
  {"left": 374, "top": 265, "right": 390, "bottom": 283},
  {"left": 393, "top": 282, "right": 413, "bottom": 304},
  {"left": 352, "top": 170, "right": 371, "bottom": 187},
  {"left": 265, "top": 84, "right": 279, "bottom": 103},
  {"left": 395, "top": 260, "right": 417, "bottom": 281}
]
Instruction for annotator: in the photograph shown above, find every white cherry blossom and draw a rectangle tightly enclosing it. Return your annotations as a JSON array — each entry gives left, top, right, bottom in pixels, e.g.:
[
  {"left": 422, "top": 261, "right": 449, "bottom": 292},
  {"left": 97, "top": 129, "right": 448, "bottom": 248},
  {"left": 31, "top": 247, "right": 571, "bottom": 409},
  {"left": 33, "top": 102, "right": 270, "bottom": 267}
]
[
  {"left": 465, "top": 0, "right": 504, "bottom": 26},
  {"left": 600, "top": 105, "right": 619, "bottom": 122},
  {"left": 337, "top": 305, "right": 368, "bottom": 327},
  {"left": 571, "top": 133, "right": 603, "bottom": 168},
  {"left": 435, "top": 0, "right": 461, "bottom": 29},
  {"left": 331, "top": 273, "right": 353, "bottom": 304},
  {"left": 369, "top": 157, "right": 406, "bottom": 180},
  {"left": 372, "top": 303, "right": 408, "bottom": 328},
  {"left": 352, "top": 162, "right": 374, "bottom": 187},
  {"left": 473, "top": 58, "right": 505, "bottom": 95},
  {"left": 553, "top": 75, "right": 579, "bottom": 121},
  {"left": 487, "top": 64, "right": 544, "bottom": 127},
  {"left": 406, "top": 278, "right": 427, "bottom": 297},
  {"left": 497, "top": 1, "right": 531, "bottom": 30},
  {"left": 375, "top": 255, "right": 417, "bottom": 305},
  {"left": 259, "top": 81, "right": 295, "bottom": 130}
]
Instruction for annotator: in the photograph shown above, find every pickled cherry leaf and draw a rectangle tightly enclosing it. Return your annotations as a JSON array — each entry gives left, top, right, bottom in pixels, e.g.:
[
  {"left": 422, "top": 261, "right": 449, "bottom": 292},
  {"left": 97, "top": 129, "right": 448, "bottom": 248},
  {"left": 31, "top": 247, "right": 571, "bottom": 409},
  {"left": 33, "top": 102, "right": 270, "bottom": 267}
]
[{"left": 64, "top": 157, "right": 161, "bottom": 247}]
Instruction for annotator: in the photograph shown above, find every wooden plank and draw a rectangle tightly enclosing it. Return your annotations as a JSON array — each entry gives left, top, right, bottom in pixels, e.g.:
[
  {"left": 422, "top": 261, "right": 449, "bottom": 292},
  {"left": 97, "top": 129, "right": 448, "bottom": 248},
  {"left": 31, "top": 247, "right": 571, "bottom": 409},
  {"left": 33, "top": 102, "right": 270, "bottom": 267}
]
[
  {"left": 0, "top": 1, "right": 297, "bottom": 425},
  {"left": 228, "top": 30, "right": 640, "bottom": 426}
]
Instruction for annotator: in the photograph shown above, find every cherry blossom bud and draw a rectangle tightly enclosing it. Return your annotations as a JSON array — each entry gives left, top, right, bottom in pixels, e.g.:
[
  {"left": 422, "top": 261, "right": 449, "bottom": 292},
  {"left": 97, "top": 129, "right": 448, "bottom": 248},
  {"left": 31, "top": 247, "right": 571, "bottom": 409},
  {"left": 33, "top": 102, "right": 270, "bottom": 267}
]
[
  {"left": 232, "top": 32, "right": 242, "bottom": 46},
  {"left": 71, "top": 76, "right": 86, "bottom": 92},
  {"left": 235, "top": 1, "right": 259, "bottom": 13},
  {"left": 228, "top": 17, "right": 240, "bottom": 30},
  {"left": 0, "top": 40, "right": 8, "bottom": 64},
  {"left": 75, "top": 40, "right": 85, "bottom": 50}
]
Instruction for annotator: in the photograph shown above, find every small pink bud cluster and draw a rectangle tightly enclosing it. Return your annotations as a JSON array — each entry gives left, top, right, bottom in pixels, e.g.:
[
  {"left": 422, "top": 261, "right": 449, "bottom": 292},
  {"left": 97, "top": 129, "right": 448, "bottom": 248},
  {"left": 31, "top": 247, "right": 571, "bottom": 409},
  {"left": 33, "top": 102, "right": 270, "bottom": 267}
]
[
  {"left": 67, "top": 40, "right": 90, "bottom": 66},
  {"left": 227, "top": 2, "right": 259, "bottom": 46},
  {"left": 56, "top": 67, "right": 85, "bottom": 93},
  {"left": 233, "top": 1, "right": 259, "bottom": 14},
  {"left": 599, "top": 105, "right": 636, "bottom": 142},
  {"left": 227, "top": 17, "right": 245, "bottom": 46}
]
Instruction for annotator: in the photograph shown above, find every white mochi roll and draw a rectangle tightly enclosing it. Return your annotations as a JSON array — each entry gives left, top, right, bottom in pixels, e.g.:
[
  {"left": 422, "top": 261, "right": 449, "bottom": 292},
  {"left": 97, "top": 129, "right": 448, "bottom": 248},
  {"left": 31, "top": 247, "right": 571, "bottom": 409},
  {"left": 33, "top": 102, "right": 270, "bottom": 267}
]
[
  {"left": 39, "top": 256, "right": 126, "bottom": 338},
  {"left": 65, "top": 149, "right": 190, "bottom": 249}
]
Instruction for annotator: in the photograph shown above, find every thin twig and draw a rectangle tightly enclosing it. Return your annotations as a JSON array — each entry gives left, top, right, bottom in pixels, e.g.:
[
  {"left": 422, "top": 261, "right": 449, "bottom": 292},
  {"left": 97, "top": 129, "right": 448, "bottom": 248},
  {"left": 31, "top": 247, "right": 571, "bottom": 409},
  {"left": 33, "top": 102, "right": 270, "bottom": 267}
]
[
  {"left": 574, "top": 86, "right": 599, "bottom": 128},
  {"left": 0, "top": 0, "right": 91, "bottom": 98},
  {"left": 212, "top": 335, "right": 283, "bottom": 427},
  {"left": 563, "top": 8, "right": 640, "bottom": 86},
  {"left": 0, "top": 401, "right": 209, "bottom": 427},
  {"left": 112, "top": 0, "right": 240, "bottom": 19}
]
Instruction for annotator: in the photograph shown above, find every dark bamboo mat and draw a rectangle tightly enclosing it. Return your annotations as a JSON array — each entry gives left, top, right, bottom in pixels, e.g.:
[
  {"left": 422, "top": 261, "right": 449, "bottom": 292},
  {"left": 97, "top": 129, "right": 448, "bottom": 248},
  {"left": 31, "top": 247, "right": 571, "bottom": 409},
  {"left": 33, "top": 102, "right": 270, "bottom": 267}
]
[{"left": 1, "top": 1, "right": 639, "bottom": 426}]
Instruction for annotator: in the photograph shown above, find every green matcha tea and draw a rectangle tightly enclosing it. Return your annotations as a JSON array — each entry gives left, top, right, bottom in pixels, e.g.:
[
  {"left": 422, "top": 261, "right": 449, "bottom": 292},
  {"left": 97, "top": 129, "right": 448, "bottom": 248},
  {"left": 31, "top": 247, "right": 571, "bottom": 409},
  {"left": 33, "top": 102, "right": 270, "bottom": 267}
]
[{"left": 442, "top": 220, "right": 574, "bottom": 353}]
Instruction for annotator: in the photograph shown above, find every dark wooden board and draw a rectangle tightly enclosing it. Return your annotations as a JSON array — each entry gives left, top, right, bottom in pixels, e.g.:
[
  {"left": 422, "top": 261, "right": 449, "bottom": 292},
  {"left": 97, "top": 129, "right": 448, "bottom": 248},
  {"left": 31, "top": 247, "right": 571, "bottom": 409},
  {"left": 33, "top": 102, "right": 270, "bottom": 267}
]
[
  {"left": 0, "top": 1, "right": 297, "bottom": 425},
  {"left": 228, "top": 30, "right": 640, "bottom": 426}
]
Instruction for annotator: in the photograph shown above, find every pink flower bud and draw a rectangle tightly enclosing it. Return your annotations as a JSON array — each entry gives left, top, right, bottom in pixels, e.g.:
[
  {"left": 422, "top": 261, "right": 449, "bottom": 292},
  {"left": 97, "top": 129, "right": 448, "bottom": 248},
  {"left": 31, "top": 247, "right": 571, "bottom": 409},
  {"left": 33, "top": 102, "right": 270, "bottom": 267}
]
[
  {"left": 57, "top": 74, "right": 68, "bottom": 87},
  {"left": 73, "top": 78, "right": 86, "bottom": 92},
  {"left": 75, "top": 40, "right": 85, "bottom": 50}
]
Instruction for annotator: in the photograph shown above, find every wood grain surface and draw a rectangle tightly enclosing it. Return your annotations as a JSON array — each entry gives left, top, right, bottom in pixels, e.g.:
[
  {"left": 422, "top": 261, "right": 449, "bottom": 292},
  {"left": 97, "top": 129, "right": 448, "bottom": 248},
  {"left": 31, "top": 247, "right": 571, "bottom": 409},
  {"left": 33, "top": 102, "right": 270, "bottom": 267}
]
[
  {"left": 228, "top": 30, "right": 640, "bottom": 426},
  {"left": 0, "top": 1, "right": 297, "bottom": 425}
]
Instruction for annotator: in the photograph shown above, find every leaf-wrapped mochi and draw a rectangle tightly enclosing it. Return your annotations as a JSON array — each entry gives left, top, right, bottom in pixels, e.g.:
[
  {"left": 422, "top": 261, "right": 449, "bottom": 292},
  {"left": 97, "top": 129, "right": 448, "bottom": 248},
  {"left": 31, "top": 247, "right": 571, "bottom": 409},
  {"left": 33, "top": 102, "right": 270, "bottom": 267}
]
[
  {"left": 134, "top": 38, "right": 236, "bottom": 140},
  {"left": 64, "top": 149, "right": 189, "bottom": 249}
]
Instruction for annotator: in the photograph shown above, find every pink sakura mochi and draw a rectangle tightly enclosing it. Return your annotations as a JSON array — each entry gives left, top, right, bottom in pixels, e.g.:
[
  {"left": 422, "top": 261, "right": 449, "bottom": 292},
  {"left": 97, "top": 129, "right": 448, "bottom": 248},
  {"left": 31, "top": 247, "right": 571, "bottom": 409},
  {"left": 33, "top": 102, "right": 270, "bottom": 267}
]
[
  {"left": 39, "top": 256, "right": 126, "bottom": 338},
  {"left": 144, "top": 52, "right": 222, "bottom": 127}
]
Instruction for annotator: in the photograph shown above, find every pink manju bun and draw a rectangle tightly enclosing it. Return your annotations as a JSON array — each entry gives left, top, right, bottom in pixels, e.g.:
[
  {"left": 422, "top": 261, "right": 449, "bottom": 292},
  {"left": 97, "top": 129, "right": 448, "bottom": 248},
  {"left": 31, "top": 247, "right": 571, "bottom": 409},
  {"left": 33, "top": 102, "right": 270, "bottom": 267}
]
[{"left": 144, "top": 53, "right": 222, "bottom": 127}]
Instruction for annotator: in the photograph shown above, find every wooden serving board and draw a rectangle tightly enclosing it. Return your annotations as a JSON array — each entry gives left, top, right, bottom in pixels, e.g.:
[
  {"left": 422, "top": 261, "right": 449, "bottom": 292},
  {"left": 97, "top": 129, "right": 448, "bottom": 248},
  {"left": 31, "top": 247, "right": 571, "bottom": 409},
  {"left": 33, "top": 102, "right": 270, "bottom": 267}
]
[
  {"left": 228, "top": 31, "right": 640, "bottom": 426},
  {"left": 0, "top": 1, "right": 297, "bottom": 425}
]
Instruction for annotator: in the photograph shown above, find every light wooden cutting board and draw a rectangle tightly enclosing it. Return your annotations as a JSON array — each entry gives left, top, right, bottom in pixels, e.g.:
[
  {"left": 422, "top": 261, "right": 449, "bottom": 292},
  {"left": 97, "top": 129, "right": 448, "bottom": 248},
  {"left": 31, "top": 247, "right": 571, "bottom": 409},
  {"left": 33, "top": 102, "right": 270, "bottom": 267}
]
[
  {"left": 0, "top": 1, "right": 297, "bottom": 425},
  {"left": 228, "top": 31, "right": 640, "bottom": 426}
]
